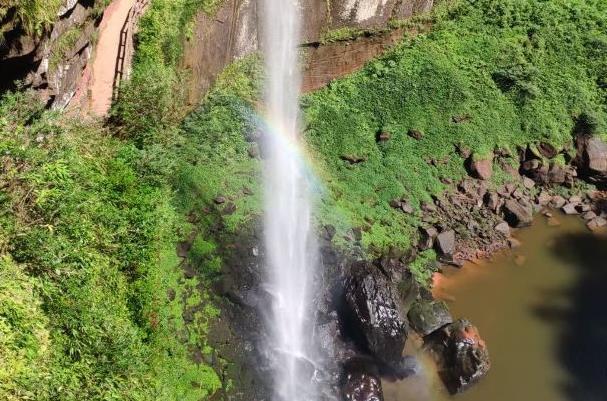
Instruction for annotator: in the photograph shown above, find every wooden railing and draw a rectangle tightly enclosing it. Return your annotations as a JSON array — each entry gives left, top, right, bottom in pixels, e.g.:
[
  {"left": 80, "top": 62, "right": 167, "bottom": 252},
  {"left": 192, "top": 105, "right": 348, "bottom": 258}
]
[{"left": 112, "top": 0, "right": 150, "bottom": 101}]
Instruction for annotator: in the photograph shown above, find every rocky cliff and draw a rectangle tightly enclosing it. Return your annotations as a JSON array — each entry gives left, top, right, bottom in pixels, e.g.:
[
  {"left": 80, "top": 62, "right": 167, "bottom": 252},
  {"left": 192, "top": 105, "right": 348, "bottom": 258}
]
[
  {"left": 0, "top": 0, "right": 107, "bottom": 109},
  {"left": 182, "top": 0, "right": 434, "bottom": 104}
]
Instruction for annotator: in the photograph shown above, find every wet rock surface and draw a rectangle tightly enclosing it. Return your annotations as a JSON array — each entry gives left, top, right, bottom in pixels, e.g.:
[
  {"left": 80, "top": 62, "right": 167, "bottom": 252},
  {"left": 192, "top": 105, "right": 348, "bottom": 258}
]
[
  {"left": 408, "top": 300, "right": 453, "bottom": 336},
  {"left": 344, "top": 261, "right": 408, "bottom": 367},
  {"left": 426, "top": 319, "right": 491, "bottom": 394},
  {"left": 343, "top": 359, "right": 384, "bottom": 401}
]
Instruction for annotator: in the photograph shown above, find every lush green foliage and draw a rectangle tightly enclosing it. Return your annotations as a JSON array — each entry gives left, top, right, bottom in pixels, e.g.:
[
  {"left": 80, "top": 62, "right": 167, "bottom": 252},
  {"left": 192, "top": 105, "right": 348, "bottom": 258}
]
[
  {"left": 0, "top": 89, "right": 221, "bottom": 399},
  {"left": 111, "top": 0, "right": 224, "bottom": 141},
  {"left": 0, "top": 0, "right": 62, "bottom": 37},
  {"left": 303, "top": 0, "right": 607, "bottom": 253}
]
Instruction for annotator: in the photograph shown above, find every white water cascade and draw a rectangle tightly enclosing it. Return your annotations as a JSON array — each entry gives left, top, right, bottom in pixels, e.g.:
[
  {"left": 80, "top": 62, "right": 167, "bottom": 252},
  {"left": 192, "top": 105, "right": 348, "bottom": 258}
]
[{"left": 261, "top": 0, "right": 320, "bottom": 400}]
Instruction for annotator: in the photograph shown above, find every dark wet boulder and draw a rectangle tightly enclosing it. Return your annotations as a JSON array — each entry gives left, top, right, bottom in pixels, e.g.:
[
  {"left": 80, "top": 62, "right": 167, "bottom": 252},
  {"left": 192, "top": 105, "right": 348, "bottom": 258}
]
[
  {"left": 342, "top": 359, "right": 384, "bottom": 401},
  {"left": 344, "top": 262, "right": 408, "bottom": 366},
  {"left": 426, "top": 319, "right": 491, "bottom": 394},
  {"left": 408, "top": 300, "right": 453, "bottom": 336},
  {"left": 502, "top": 199, "right": 533, "bottom": 228}
]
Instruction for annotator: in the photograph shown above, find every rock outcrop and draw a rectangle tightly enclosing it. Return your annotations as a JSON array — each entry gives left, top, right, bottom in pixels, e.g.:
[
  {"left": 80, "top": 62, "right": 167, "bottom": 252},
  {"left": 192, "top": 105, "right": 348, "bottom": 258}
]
[
  {"left": 0, "top": 0, "right": 106, "bottom": 109},
  {"left": 183, "top": 0, "right": 434, "bottom": 103},
  {"left": 575, "top": 135, "right": 607, "bottom": 185},
  {"left": 344, "top": 261, "right": 408, "bottom": 367}
]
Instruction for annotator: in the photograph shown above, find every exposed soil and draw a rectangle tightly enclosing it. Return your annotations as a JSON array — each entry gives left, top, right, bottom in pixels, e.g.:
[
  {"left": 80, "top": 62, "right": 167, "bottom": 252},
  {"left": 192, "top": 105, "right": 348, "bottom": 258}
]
[{"left": 88, "top": 0, "right": 136, "bottom": 116}]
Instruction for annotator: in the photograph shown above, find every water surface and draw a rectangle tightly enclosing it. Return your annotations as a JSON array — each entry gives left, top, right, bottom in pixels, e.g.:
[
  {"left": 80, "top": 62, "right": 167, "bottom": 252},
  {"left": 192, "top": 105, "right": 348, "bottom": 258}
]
[{"left": 385, "top": 214, "right": 607, "bottom": 401}]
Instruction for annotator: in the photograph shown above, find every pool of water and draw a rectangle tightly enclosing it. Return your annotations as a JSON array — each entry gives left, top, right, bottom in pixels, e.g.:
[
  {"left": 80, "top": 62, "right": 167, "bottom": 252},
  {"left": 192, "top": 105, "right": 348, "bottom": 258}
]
[{"left": 384, "top": 213, "right": 607, "bottom": 401}]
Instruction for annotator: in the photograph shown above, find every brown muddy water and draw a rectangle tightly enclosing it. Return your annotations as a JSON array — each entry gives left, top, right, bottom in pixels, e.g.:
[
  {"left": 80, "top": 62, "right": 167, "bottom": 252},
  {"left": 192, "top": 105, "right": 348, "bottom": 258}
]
[{"left": 384, "top": 213, "right": 607, "bottom": 401}]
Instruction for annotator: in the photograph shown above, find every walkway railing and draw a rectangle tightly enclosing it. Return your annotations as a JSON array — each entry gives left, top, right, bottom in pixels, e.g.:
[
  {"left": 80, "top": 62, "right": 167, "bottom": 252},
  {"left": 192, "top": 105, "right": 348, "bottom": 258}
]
[{"left": 112, "top": 0, "right": 150, "bottom": 101}]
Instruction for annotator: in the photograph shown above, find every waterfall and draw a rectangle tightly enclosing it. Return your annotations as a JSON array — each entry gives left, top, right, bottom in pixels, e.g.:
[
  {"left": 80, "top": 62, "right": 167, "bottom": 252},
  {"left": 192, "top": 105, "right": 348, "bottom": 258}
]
[{"left": 261, "top": 0, "right": 320, "bottom": 400}]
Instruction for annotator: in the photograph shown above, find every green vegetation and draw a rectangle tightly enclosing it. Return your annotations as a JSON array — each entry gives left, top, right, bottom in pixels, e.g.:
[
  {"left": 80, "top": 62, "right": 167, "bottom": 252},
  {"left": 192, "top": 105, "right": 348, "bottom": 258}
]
[
  {"left": 303, "top": 0, "right": 607, "bottom": 254},
  {"left": 2, "top": 0, "right": 607, "bottom": 398},
  {"left": 0, "top": 0, "right": 62, "bottom": 37},
  {"left": 0, "top": 90, "right": 223, "bottom": 400},
  {"left": 49, "top": 26, "right": 83, "bottom": 69},
  {"left": 320, "top": 27, "right": 369, "bottom": 44}
]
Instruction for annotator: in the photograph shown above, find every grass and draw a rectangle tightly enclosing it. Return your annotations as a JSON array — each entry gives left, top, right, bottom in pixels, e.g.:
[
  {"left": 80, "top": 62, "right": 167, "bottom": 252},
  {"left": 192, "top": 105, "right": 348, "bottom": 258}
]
[
  {"left": 301, "top": 0, "right": 607, "bottom": 255},
  {"left": 49, "top": 26, "right": 83, "bottom": 70},
  {"left": 2, "top": 0, "right": 607, "bottom": 398},
  {"left": 0, "top": 0, "right": 62, "bottom": 37}
]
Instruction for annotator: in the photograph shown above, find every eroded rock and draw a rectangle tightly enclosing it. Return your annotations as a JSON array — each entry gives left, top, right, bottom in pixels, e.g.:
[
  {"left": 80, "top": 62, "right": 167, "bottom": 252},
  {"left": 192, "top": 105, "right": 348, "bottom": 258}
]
[
  {"left": 426, "top": 319, "right": 491, "bottom": 394},
  {"left": 344, "top": 262, "right": 408, "bottom": 366}
]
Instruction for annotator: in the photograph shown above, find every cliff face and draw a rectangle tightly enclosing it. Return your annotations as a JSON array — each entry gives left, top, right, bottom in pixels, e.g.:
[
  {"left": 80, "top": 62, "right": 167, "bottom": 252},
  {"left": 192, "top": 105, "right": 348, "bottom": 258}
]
[
  {"left": 183, "top": 0, "right": 434, "bottom": 104},
  {"left": 0, "top": 0, "right": 106, "bottom": 109}
]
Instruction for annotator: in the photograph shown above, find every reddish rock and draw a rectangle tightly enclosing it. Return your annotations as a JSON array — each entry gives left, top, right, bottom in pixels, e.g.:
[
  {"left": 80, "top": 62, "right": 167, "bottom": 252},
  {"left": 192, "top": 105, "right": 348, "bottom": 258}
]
[
  {"left": 562, "top": 203, "right": 579, "bottom": 215},
  {"left": 550, "top": 195, "right": 567, "bottom": 209},
  {"left": 503, "top": 199, "right": 533, "bottom": 228},
  {"left": 494, "top": 222, "right": 510, "bottom": 237},
  {"left": 426, "top": 319, "right": 491, "bottom": 394},
  {"left": 587, "top": 217, "right": 607, "bottom": 232},
  {"left": 576, "top": 135, "right": 607, "bottom": 183},
  {"left": 538, "top": 142, "right": 559, "bottom": 159},
  {"left": 583, "top": 211, "right": 597, "bottom": 221},
  {"left": 522, "top": 176, "right": 535, "bottom": 189},
  {"left": 468, "top": 154, "right": 493, "bottom": 180},
  {"left": 537, "top": 191, "right": 552, "bottom": 206}
]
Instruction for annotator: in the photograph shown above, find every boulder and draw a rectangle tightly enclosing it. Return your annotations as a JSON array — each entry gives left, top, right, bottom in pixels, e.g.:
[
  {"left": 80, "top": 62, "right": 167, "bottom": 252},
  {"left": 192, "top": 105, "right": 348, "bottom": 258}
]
[
  {"left": 344, "top": 262, "right": 408, "bottom": 366},
  {"left": 408, "top": 300, "right": 453, "bottom": 336},
  {"left": 343, "top": 359, "right": 384, "bottom": 401},
  {"left": 587, "top": 217, "right": 607, "bottom": 232},
  {"left": 467, "top": 154, "right": 493, "bottom": 180},
  {"left": 550, "top": 195, "right": 567, "bottom": 209},
  {"left": 484, "top": 191, "right": 500, "bottom": 211},
  {"left": 419, "top": 226, "right": 438, "bottom": 250},
  {"left": 435, "top": 230, "right": 456, "bottom": 258},
  {"left": 503, "top": 199, "right": 533, "bottom": 228},
  {"left": 494, "top": 222, "right": 510, "bottom": 237},
  {"left": 522, "top": 176, "right": 535, "bottom": 189},
  {"left": 537, "top": 191, "right": 552, "bottom": 206},
  {"left": 401, "top": 201, "right": 414, "bottom": 214},
  {"left": 582, "top": 211, "right": 597, "bottom": 221},
  {"left": 576, "top": 135, "right": 607, "bottom": 184},
  {"left": 561, "top": 203, "right": 579, "bottom": 215},
  {"left": 426, "top": 319, "right": 491, "bottom": 394}
]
